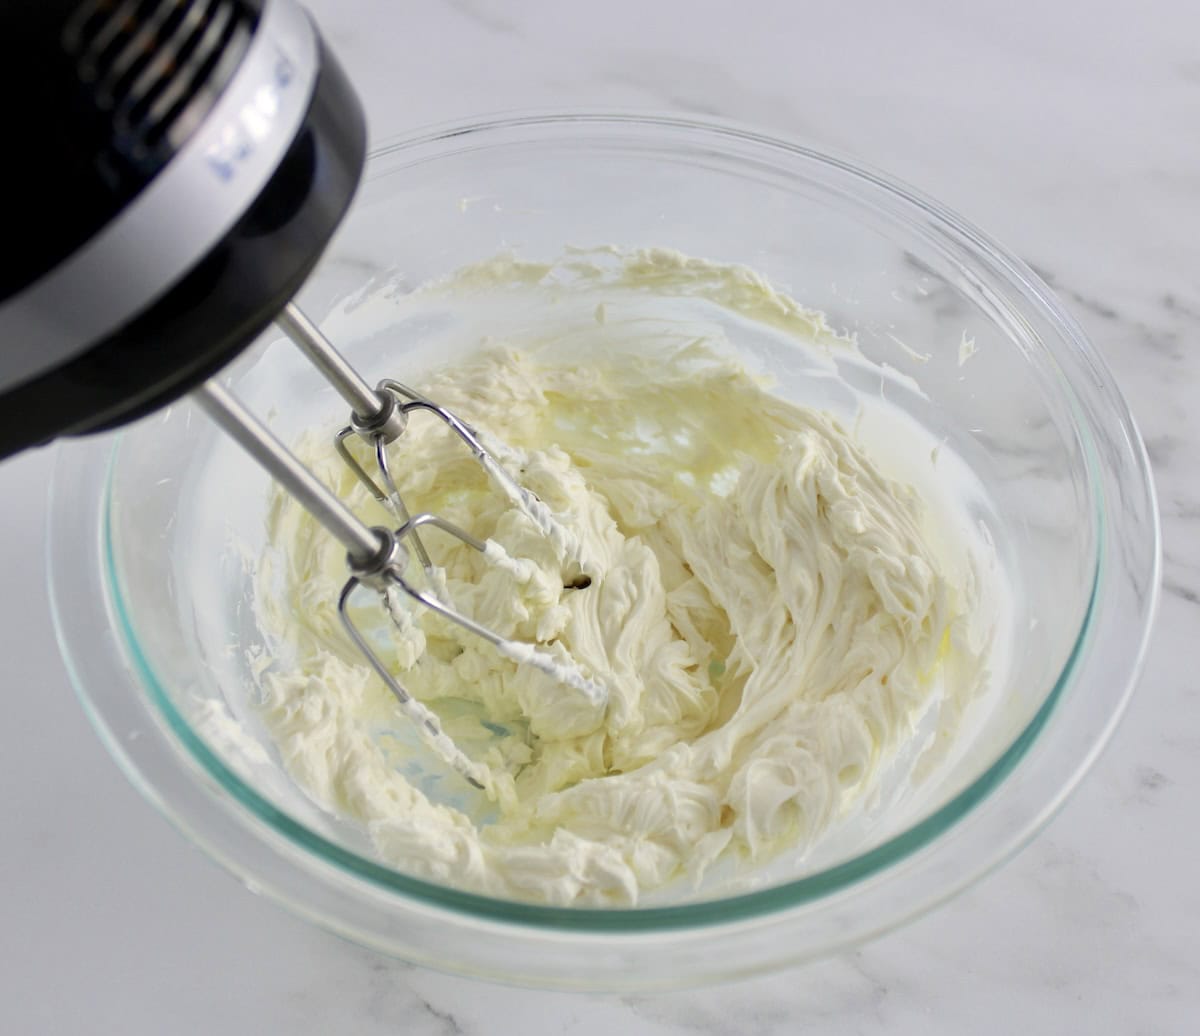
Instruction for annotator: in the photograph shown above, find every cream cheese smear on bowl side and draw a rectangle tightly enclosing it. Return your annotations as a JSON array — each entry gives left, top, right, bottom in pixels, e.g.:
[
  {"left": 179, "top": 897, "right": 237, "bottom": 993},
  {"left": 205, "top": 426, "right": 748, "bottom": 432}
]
[{"left": 246, "top": 247, "right": 1000, "bottom": 907}]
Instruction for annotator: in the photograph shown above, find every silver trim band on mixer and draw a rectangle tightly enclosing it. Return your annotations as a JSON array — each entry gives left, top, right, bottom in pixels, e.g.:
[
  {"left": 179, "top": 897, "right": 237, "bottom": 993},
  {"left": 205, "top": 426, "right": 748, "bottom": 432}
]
[{"left": 0, "top": 0, "right": 319, "bottom": 391}]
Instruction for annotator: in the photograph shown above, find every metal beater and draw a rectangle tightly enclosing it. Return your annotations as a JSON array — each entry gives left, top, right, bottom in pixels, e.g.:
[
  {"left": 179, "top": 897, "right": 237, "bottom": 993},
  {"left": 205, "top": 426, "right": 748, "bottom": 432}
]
[{"left": 196, "top": 304, "right": 607, "bottom": 793}]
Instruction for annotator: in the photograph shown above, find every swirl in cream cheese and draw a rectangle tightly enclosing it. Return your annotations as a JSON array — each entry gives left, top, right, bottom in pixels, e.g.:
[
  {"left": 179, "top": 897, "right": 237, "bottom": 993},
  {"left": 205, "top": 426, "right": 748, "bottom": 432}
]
[{"left": 253, "top": 251, "right": 980, "bottom": 906}]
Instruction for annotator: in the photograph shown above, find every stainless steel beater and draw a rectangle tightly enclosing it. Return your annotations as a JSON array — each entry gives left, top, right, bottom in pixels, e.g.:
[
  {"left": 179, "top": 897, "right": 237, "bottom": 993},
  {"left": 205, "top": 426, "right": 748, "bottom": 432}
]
[
  {"left": 196, "top": 305, "right": 607, "bottom": 792},
  {"left": 273, "top": 304, "right": 588, "bottom": 588}
]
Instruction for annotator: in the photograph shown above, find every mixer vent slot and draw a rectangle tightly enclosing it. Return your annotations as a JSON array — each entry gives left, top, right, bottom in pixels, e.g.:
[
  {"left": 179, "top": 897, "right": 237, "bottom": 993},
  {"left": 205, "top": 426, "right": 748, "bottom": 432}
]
[{"left": 62, "top": 0, "right": 256, "bottom": 166}]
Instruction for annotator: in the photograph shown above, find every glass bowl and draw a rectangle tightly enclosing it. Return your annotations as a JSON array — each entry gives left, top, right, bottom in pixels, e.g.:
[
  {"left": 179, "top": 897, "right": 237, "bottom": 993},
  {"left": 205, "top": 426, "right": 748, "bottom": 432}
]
[{"left": 48, "top": 112, "right": 1159, "bottom": 990}]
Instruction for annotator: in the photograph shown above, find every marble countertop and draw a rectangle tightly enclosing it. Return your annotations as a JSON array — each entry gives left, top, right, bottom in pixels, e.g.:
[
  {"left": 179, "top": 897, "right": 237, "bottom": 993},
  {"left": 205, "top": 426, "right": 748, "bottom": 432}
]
[{"left": 3, "top": 1, "right": 1196, "bottom": 1031}]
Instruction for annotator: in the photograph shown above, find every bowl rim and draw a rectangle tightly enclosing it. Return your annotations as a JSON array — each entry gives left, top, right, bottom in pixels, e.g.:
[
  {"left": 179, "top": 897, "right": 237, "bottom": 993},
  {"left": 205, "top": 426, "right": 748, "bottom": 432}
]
[{"left": 49, "top": 109, "right": 1160, "bottom": 966}]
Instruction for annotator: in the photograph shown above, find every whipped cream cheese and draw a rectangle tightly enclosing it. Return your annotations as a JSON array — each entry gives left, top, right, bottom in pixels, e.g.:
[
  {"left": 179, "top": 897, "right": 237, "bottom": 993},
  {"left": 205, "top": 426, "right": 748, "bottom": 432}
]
[{"left": 253, "top": 249, "right": 982, "bottom": 905}]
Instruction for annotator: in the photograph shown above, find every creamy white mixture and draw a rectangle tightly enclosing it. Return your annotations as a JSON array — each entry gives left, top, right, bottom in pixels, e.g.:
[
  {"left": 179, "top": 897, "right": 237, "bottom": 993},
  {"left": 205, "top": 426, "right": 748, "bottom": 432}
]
[{"left": 253, "top": 250, "right": 982, "bottom": 906}]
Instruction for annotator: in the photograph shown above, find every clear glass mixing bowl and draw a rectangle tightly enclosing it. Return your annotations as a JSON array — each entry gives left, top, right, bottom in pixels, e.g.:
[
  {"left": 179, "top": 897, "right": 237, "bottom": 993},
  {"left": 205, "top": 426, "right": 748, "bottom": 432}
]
[{"left": 48, "top": 113, "right": 1159, "bottom": 990}]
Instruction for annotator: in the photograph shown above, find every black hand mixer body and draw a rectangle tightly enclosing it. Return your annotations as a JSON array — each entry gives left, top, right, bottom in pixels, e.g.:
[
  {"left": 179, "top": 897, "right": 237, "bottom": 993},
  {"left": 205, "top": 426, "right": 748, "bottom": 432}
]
[{"left": 0, "top": 0, "right": 366, "bottom": 457}]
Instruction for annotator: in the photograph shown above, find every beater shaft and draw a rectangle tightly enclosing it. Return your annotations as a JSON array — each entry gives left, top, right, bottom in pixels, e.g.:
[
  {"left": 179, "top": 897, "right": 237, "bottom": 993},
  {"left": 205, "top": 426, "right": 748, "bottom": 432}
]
[
  {"left": 275, "top": 303, "right": 428, "bottom": 571},
  {"left": 196, "top": 381, "right": 382, "bottom": 565},
  {"left": 275, "top": 303, "right": 383, "bottom": 422},
  {"left": 275, "top": 302, "right": 407, "bottom": 444}
]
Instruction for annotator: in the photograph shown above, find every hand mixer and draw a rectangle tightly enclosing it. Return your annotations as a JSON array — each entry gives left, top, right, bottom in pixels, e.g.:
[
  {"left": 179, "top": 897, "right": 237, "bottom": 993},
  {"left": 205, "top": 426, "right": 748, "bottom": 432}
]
[{"left": 0, "top": 0, "right": 605, "bottom": 791}]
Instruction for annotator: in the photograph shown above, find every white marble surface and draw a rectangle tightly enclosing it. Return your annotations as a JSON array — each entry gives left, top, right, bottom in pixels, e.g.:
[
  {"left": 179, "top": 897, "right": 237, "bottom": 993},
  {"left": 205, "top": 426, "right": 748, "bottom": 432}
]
[{"left": 2, "top": 0, "right": 1197, "bottom": 1031}]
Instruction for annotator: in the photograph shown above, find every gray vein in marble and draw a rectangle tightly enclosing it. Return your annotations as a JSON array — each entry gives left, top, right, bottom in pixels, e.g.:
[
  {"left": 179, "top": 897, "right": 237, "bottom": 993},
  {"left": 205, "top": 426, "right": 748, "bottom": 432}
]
[
  {"left": 1161, "top": 577, "right": 1199, "bottom": 608},
  {"left": 618, "top": 948, "right": 916, "bottom": 1035},
  {"left": 1162, "top": 500, "right": 1200, "bottom": 521},
  {"left": 1161, "top": 292, "right": 1200, "bottom": 321},
  {"left": 897, "top": 252, "right": 973, "bottom": 319},
  {"left": 353, "top": 955, "right": 470, "bottom": 1036},
  {"left": 1161, "top": 536, "right": 1199, "bottom": 573},
  {"left": 1144, "top": 433, "right": 1186, "bottom": 469},
  {"left": 1015, "top": 262, "right": 1198, "bottom": 624},
  {"left": 1034, "top": 839, "right": 1141, "bottom": 922},
  {"left": 589, "top": 53, "right": 845, "bottom": 152},
  {"left": 1029, "top": 263, "right": 1192, "bottom": 362},
  {"left": 1027, "top": 262, "right": 1121, "bottom": 321},
  {"left": 442, "top": 0, "right": 518, "bottom": 35},
  {"left": 1177, "top": 58, "right": 1200, "bottom": 83},
  {"left": 1132, "top": 764, "right": 1172, "bottom": 804},
  {"left": 623, "top": 987, "right": 796, "bottom": 1035},
  {"left": 411, "top": 993, "right": 465, "bottom": 1036}
]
